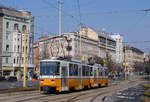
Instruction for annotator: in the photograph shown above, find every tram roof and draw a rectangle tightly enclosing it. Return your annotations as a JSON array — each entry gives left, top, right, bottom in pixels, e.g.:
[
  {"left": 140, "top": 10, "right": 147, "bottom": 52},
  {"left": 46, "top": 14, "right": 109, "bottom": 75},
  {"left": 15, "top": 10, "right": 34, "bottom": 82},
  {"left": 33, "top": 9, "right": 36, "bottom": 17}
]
[
  {"left": 40, "top": 59, "right": 94, "bottom": 66},
  {"left": 40, "top": 59, "right": 82, "bottom": 64}
]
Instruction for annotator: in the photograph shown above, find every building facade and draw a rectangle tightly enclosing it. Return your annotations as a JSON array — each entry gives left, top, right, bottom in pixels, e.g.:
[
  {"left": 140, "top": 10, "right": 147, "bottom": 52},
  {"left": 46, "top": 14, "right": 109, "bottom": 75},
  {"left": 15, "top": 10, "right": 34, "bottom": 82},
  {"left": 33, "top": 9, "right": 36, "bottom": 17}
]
[
  {"left": 33, "top": 42, "right": 39, "bottom": 75},
  {"left": 124, "top": 44, "right": 144, "bottom": 72},
  {"left": 144, "top": 53, "right": 150, "bottom": 63},
  {"left": 38, "top": 26, "right": 116, "bottom": 64},
  {"left": 33, "top": 36, "right": 49, "bottom": 75},
  {"left": 110, "top": 33, "right": 124, "bottom": 64},
  {"left": 0, "top": 6, "right": 34, "bottom": 76}
]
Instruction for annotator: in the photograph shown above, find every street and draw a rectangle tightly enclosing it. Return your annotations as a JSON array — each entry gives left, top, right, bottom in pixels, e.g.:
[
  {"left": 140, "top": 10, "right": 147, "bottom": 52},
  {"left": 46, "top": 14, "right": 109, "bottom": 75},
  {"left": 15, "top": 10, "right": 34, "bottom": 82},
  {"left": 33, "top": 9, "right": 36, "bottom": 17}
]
[{"left": 0, "top": 77, "right": 147, "bottom": 102}]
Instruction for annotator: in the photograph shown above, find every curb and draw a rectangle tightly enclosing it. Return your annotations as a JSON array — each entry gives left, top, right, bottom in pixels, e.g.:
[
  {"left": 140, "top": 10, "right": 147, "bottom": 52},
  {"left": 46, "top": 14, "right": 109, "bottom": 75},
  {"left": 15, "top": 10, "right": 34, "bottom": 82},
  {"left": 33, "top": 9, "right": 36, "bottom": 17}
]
[{"left": 0, "top": 85, "right": 39, "bottom": 93}]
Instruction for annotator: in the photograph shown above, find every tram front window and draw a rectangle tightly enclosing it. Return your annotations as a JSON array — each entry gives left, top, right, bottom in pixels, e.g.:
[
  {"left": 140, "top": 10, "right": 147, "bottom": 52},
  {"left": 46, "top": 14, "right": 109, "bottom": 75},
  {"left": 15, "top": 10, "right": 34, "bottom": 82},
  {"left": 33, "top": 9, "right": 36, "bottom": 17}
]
[{"left": 40, "top": 62, "right": 60, "bottom": 76}]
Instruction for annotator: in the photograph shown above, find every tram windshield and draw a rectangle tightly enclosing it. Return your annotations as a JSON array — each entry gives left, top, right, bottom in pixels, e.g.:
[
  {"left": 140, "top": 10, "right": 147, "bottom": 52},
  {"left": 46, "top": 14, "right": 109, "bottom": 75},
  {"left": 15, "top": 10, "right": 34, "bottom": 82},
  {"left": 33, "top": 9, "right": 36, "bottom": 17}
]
[{"left": 40, "top": 61, "right": 60, "bottom": 76}]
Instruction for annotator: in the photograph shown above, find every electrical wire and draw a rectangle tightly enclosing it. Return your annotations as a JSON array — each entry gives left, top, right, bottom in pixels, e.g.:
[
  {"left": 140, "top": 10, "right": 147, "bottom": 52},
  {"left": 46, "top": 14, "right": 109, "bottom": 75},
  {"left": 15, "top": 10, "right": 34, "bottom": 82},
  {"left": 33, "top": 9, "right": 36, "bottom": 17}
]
[{"left": 41, "top": 0, "right": 80, "bottom": 24}]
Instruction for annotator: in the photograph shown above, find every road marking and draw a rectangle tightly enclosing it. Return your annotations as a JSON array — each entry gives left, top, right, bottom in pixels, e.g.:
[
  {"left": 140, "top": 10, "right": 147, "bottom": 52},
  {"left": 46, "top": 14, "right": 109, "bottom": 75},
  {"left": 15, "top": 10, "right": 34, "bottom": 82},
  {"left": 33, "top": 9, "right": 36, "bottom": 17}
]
[{"left": 117, "top": 95, "right": 135, "bottom": 99}]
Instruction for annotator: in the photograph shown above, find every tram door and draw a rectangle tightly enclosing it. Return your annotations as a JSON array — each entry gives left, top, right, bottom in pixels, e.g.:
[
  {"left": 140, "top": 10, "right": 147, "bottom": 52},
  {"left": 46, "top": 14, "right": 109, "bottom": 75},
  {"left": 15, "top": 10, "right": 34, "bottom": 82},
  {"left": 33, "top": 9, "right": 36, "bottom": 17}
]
[
  {"left": 102, "top": 69, "right": 105, "bottom": 86},
  {"left": 61, "top": 65, "right": 68, "bottom": 91},
  {"left": 78, "top": 65, "right": 82, "bottom": 89},
  {"left": 94, "top": 68, "right": 97, "bottom": 85}
]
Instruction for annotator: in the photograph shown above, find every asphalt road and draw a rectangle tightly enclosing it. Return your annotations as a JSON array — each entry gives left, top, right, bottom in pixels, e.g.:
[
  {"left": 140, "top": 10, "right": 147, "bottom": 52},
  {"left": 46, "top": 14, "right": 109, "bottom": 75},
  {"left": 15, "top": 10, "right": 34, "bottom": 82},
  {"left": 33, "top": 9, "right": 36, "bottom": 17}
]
[{"left": 0, "top": 80, "right": 39, "bottom": 89}]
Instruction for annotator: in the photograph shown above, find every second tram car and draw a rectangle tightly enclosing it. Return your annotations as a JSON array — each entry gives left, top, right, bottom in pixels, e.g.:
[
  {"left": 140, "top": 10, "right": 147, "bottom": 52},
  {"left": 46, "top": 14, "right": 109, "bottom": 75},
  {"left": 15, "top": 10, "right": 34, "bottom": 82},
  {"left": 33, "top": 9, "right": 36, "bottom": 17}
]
[{"left": 40, "top": 58, "right": 108, "bottom": 93}]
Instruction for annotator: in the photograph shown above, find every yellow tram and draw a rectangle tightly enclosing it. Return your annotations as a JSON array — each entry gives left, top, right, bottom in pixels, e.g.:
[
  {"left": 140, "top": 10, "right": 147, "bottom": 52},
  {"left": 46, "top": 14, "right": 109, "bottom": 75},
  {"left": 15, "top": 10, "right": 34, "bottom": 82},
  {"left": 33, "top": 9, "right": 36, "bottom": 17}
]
[{"left": 40, "top": 58, "right": 108, "bottom": 93}]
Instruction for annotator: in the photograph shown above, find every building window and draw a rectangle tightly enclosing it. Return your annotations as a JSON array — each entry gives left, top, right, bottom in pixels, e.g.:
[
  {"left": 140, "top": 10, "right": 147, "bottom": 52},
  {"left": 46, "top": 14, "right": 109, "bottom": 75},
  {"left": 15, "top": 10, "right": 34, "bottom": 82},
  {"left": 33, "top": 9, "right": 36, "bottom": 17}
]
[
  {"left": 23, "top": 46, "right": 24, "bottom": 52},
  {"left": 14, "top": 45, "right": 16, "bottom": 52},
  {"left": 14, "top": 23, "right": 18, "bottom": 30},
  {"left": 6, "top": 22, "right": 9, "bottom": 29},
  {"left": 14, "top": 58, "right": 16, "bottom": 64},
  {"left": 6, "top": 57, "right": 8, "bottom": 64},
  {"left": 6, "top": 31, "right": 10, "bottom": 40},
  {"left": 22, "top": 57, "right": 24, "bottom": 64},
  {"left": 26, "top": 47, "right": 27, "bottom": 53},
  {"left": 6, "top": 45, "right": 9, "bottom": 51},
  {"left": 22, "top": 25, "right": 26, "bottom": 32},
  {"left": 17, "top": 57, "right": 18, "bottom": 64},
  {"left": 30, "top": 58, "right": 31, "bottom": 64},
  {"left": 18, "top": 45, "right": 19, "bottom": 52}
]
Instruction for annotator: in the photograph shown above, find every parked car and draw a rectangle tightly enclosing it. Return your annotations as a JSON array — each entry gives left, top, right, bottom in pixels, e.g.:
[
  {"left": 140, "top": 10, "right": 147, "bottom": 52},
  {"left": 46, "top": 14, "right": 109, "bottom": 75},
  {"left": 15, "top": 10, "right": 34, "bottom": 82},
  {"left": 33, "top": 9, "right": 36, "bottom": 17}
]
[
  {"left": 0, "top": 77, "right": 6, "bottom": 81},
  {"left": 7, "top": 76, "right": 17, "bottom": 82}
]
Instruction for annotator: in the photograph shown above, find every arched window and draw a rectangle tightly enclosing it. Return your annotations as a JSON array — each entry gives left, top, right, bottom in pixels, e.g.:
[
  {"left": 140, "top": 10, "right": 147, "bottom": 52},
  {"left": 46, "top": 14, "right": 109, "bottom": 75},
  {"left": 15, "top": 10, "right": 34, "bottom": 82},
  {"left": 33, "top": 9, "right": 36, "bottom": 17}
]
[
  {"left": 22, "top": 25, "right": 26, "bottom": 32},
  {"left": 6, "top": 22, "right": 9, "bottom": 28},
  {"left": 14, "top": 23, "right": 18, "bottom": 30}
]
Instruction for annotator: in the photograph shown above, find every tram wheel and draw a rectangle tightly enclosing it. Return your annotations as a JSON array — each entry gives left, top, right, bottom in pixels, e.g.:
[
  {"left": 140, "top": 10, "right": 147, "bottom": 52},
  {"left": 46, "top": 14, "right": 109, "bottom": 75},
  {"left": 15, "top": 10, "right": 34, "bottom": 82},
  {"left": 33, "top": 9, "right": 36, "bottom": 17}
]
[
  {"left": 105, "top": 83, "right": 108, "bottom": 87},
  {"left": 98, "top": 84, "right": 102, "bottom": 88}
]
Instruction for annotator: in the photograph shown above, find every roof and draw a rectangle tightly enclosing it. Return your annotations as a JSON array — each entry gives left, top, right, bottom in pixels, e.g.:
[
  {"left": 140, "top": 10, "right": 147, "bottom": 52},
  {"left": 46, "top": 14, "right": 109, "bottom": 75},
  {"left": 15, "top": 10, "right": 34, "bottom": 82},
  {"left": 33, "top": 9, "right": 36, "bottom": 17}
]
[
  {"left": 0, "top": 6, "right": 30, "bottom": 18},
  {"left": 81, "top": 26, "right": 115, "bottom": 42},
  {"left": 125, "top": 45, "right": 144, "bottom": 54},
  {"left": 98, "top": 31, "right": 115, "bottom": 42}
]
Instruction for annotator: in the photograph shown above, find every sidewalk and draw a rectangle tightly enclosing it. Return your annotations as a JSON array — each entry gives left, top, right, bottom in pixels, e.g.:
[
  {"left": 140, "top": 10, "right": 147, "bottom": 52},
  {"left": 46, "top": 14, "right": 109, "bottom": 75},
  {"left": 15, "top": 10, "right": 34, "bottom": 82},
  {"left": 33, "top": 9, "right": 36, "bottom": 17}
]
[{"left": 0, "top": 80, "right": 39, "bottom": 90}]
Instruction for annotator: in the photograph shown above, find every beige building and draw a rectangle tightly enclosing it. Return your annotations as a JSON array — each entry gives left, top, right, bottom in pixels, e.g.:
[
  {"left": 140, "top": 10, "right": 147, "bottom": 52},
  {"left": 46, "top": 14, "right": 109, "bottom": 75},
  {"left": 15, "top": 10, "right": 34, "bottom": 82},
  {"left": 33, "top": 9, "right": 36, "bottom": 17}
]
[
  {"left": 39, "top": 26, "right": 116, "bottom": 63},
  {"left": 124, "top": 44, "right": 144, "bottom": 72},
  {"left": 144, "top": 53, "right": 150, "bottom": 63}
]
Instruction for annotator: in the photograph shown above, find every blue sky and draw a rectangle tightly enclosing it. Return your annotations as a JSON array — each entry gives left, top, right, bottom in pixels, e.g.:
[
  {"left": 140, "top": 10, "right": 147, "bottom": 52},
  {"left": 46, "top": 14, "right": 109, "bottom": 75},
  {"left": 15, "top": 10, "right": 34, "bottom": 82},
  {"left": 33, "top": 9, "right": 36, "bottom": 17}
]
[{"left": 0, "top": 0, "right": 150, "bottom": 51}]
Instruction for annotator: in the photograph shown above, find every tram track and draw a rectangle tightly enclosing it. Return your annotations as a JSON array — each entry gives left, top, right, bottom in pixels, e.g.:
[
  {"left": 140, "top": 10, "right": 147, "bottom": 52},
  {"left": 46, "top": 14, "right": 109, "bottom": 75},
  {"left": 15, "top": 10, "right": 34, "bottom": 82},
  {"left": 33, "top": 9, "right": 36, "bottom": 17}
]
[
  {"left": 0, "top": 91, "right": 42, "bottom": 102},
  {"left": 65, "top": 79, "right": 143, "bottom": 102},
  {"left": 0, "top": 78, "right": 144, "bottom": 102}
]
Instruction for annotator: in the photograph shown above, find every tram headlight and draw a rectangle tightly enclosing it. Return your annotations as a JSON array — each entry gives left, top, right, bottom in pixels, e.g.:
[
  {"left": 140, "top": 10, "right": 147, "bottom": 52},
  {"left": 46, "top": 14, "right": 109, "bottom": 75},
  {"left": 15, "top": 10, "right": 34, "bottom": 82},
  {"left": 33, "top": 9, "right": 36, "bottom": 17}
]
[
  {"left": 40, "top": 81, "right": 44, "bottom": 84},
  {"left": 51, "top": 81, "right": 55, "bottom": 84}
]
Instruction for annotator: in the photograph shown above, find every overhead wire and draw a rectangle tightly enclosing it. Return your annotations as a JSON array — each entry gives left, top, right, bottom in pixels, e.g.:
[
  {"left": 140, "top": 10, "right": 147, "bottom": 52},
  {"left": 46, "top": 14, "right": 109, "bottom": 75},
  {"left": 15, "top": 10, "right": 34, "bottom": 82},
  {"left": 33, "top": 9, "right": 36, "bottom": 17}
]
[
  {"left": 41, "top": 0, "right": 80, "bottom": 24},
  {"left": 124, "top": 40, "right": 150, "bottom": 44}
]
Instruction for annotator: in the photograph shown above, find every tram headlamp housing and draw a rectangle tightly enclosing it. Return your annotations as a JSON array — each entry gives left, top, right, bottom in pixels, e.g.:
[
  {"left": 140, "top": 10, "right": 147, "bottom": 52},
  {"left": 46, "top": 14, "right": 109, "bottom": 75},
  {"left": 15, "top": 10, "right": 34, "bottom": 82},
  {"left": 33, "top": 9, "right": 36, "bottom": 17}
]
[{"left": 40, "top": 81, "right": 44, "bottom": 84}]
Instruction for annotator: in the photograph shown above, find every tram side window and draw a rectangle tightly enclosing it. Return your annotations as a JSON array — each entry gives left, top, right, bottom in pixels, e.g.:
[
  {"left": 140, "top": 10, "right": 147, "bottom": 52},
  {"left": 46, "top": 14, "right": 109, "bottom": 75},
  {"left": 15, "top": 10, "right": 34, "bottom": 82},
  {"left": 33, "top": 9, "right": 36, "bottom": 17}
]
[
  {"left": 105, "top": 69, "right": 108, "bottom": 76},
  {"left": 98, "top": 68, "right": 102, "bottom": 76},
  {"left": 85, "top": 66, "right": 89, "bottom": 76},
  {"left": 74, "top": 64, "right": 78, "bottom": 76},
  {"left": 82, "top": 65, "right": 89, "bottom": 76},
  {"left": 102, "top": 70, "right": 105, "bottom": 77},
  {"left": 90, "top": 67, "right": 93, "bottom": 76},
  {"left": 55, "top": 63, "right": 60, "bottom": 75},
  {"left": 69, "top": 64, "right": 78, "bottom": 76},
  {"left": 82, "top": 66, "right": 86, "bottom": 76}
]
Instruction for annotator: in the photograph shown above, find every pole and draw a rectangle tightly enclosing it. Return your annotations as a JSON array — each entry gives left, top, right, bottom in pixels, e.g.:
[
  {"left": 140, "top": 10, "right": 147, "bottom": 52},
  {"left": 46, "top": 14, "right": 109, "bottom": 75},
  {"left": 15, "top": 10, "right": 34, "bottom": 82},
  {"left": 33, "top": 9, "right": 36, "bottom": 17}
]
[
  {"left": 58, "top": 1, "right": 63, "bottom": 57},
  {"left": 23, "top": 29, "right": 27, "bottom": 88},
  {"left": 104, "top": 32, "right": 108, "bottom": 67},
  {"left": 124, "top": 43, "right": 126, "bottom": 80},
  {"left": 80, "top": 25, "right": 82, "bottom": 57}
]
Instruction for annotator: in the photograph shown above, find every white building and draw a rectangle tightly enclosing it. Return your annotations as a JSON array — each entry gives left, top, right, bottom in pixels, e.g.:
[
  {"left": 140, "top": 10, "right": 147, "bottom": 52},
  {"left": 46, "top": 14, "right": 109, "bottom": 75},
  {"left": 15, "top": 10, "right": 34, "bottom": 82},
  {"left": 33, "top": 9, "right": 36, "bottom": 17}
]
[
  {"left": 39, "top": 26, "right": 117, "bottom": 63},
  {"left": 0, "top": 6, "right": 34, "bottom": 76},
  {"left": 110, "top": 33, "right": 124, "bottom": 64}
]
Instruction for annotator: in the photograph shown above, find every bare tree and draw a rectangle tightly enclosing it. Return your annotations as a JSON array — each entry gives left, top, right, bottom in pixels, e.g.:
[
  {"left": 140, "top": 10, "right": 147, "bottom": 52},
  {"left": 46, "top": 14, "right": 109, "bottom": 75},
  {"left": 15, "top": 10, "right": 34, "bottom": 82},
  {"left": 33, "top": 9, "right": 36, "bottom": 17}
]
[
  {"left": 40, "top": 42, "right": 49, "bottom": 60},
  {"left": 88, "top": 55, "right": 104, "bottom": 66}
]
